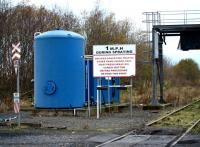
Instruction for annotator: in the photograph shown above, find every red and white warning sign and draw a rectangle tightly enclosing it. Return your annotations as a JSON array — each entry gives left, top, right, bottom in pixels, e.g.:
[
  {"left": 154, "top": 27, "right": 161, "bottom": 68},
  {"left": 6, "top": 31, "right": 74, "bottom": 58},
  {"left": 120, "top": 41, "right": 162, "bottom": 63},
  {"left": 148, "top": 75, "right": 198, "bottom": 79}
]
[
  {"left": 12, "top": 42, "right": 21, "bottom": 74},
  {"left": 13, "top": 92, "right": 20, "bottom": 113},
  {"left": 93, "top": 44, "right": 136, "bottom": 77},
  {"left": 14, "top": 101, "right": 20, "bottom": 113},
  {"left": 12, "top": 42, "right": 21, "bottom": 60}
]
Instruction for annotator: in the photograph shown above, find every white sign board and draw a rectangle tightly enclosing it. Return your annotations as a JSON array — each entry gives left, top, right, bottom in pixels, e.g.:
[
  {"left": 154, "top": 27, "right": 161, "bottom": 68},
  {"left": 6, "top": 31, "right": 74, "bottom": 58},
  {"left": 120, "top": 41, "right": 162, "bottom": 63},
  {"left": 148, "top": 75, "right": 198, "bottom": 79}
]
[
  {"left": 93, "top": 44, "right": 136, "bottom": 77},
  {"left": 13, "top": 92, "right": 19, "bottom": 102}
]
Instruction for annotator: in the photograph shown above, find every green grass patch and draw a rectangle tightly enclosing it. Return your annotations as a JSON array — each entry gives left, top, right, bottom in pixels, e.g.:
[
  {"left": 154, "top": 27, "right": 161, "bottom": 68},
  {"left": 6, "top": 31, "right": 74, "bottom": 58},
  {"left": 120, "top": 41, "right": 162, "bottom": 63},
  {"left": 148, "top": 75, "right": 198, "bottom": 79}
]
[{"left": 153, "top": 101, "right": 200, "bottom": 129}]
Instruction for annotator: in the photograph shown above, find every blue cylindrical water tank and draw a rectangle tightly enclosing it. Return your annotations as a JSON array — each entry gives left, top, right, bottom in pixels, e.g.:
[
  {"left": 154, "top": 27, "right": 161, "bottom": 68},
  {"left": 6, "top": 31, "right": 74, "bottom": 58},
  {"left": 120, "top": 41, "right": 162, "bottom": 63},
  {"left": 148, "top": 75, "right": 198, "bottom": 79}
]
[{"left": 34, "top": 30, "right": 85, "bottom": 108}]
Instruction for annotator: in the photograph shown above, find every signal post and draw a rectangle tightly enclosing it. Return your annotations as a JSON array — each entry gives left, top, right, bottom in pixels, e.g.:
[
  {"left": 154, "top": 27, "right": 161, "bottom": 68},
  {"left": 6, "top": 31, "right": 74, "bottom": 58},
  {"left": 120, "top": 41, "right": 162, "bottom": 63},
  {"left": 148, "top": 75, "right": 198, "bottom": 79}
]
[{"left": 12, "top": 42, "right": 21, "bottom": 127}]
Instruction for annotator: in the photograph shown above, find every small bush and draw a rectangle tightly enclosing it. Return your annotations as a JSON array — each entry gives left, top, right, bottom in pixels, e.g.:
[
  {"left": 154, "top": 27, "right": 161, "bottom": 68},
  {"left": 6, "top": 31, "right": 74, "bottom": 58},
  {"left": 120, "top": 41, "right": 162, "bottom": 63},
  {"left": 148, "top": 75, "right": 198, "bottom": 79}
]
[{"left": 0, "top": 97, "right": 12, "bottom": 112}]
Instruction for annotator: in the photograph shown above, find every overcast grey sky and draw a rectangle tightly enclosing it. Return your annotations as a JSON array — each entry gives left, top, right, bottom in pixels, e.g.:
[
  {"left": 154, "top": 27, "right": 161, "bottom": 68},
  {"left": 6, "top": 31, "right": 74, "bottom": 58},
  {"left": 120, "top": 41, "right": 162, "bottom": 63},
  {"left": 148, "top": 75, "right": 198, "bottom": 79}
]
[{"left": 13, "top": 0, "right": 200, "bottom": 65}]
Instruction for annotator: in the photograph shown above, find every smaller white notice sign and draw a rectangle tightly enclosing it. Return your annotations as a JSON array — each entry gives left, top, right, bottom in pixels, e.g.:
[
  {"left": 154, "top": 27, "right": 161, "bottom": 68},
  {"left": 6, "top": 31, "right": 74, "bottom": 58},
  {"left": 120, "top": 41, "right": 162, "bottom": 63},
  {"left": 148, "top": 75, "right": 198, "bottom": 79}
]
[
  {"left": 93, "top": 44, "right": 136, "bottom": 77},
  {"left": 13, "top": 92, "right": 20, "bottom": 103}
]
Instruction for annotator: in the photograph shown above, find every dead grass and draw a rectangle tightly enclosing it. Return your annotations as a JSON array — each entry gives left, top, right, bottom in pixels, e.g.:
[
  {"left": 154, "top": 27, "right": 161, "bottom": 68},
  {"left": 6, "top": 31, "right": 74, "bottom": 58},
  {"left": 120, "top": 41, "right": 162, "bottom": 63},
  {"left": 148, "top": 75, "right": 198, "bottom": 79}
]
[
  {"left": 153, "top": 101, "right": 200, "bottom": 129},
  {"left": 21, "top": 97, "right": 33, "bottom": 107},
  {"left": 0, "top": 95, "right": 33, "bottom": 112},
  {"left": 120, "top": 85, "right": 200, "bottom": 106},
  {"left": 164, "top": 86, "right": 200, "bottom": 106},
  {"left": 0, "top": 97, "right": 12, "bottom": 112}
]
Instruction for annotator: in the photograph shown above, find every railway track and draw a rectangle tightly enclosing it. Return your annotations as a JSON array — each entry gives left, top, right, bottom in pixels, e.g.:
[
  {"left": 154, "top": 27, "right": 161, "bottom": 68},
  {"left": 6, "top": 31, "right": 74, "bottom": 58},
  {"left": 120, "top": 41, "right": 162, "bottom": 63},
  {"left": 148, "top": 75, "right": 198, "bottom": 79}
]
[
  {"left": 96, "top": 99, "right": 200, "bottom": 147},
  {"left": 166, "top": 118, "right": 200, "bottom": 147},
  {"left": 147, "top": 98, "right": 200, "bottom": 127}
]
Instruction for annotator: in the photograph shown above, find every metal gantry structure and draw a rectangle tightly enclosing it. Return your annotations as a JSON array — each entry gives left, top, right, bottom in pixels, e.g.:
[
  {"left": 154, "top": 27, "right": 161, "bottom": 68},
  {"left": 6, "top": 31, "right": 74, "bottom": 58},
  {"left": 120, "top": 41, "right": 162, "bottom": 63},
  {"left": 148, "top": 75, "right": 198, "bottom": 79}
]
[{"left": 143, "top": 10, "right": 200, "bottom": 105}]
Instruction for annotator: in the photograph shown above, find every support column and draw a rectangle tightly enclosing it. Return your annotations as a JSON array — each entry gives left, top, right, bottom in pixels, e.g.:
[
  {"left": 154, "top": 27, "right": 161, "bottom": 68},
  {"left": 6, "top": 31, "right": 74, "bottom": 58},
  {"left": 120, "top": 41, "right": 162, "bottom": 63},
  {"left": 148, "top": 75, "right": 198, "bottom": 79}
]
[
  {"left": 158, "top": 35, "right": 165, "bottom": 104},
  {"left": 151, "top": 29, "right": 159, "bottom": 106},
  {"left": 17, "top": 61, "right": 20, "bottom": 127}
]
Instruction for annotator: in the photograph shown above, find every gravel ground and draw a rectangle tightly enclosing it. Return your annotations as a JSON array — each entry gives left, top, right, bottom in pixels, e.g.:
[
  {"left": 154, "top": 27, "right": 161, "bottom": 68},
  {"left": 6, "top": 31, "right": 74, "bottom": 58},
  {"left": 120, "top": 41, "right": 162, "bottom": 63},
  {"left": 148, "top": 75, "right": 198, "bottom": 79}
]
[
  {"left": 20, "top": 108, "right": 159, "bottom": 131},
  {"left": 0, "top": 107, "right": 163, "bottom": 146}
]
